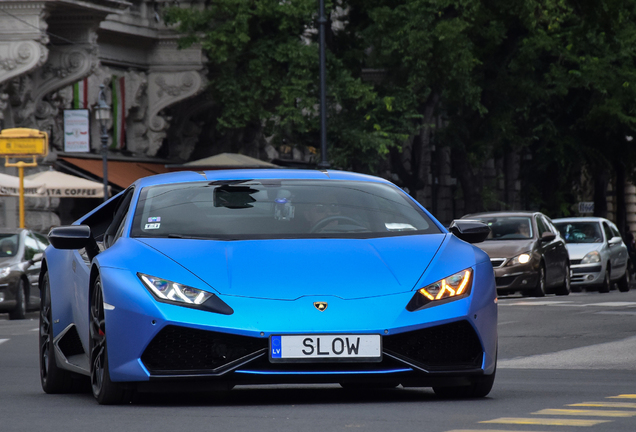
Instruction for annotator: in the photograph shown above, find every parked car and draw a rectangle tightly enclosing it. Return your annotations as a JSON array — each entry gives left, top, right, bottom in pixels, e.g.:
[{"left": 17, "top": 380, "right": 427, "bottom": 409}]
[
  {"left": 552, "top": 217, "right": 630, "bottom": 293},
  {"left": 0, "top": 228, "right": 49, "bottom": 319},
  {"left": 462, "top": 211, "right": 571, "bottom": 297},
  {"left": 41, "top": 169, "right": 497, "bottom": 404}
]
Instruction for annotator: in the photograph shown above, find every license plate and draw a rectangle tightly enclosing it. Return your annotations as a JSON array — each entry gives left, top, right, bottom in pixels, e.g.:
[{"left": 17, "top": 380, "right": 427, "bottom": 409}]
[{"left": 269, "top": 334, "right": 382, "bottom": 363}]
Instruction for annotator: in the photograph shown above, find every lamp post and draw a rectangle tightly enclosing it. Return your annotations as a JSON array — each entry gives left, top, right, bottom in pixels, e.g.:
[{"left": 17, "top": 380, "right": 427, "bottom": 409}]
[
  {"left": 94, "top": 84, "right": 110, "bottom": 202},
  {"left": 317, "top": 0, "right": 330, "bottom": 169}
]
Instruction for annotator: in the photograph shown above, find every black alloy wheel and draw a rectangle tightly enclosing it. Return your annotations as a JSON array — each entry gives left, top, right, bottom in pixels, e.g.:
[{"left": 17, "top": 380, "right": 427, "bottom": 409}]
[
  {"left": 555, "top": 264, "right": 571, "bottom": 296},
  {"left": 40, "top": 272, "right": 76, "bottom": 393},
  {"left": 9, "top": 279, "right": 27, "bottom": 320},
  {"left": 433, "top": 351, "right": 497, "bottom": 399},
  {"left": 90, "top": 276, "right": 131, "bottom": 404}
]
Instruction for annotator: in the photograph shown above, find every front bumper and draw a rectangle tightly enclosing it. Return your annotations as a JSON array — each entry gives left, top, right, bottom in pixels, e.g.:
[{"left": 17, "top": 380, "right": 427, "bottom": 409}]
[
  {"left": 570, "top": 264, "right": 603, "bottom": 285},
  {"left": 492, "top": 263, "right": 538, "bottom": 292},
  {"left": 99, "top": 261, "right": 498, "bottom": 387}
]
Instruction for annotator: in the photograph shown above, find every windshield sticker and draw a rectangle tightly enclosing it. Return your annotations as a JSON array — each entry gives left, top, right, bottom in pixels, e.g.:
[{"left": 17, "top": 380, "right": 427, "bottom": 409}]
[
  {"left": 145, "top": 223, "right": 161, "bottom": 230},
  {"left": 385, "top": 223, "right": 417, "bottom": 231},
  {"left": 148, "top": 217, "right": 161, "bottom": 222}
]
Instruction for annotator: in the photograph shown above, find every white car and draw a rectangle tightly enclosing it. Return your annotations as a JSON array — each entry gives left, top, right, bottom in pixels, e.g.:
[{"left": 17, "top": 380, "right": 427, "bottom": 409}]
[{"left": 552, "top": 217, "right": 631, "bottom": 293}]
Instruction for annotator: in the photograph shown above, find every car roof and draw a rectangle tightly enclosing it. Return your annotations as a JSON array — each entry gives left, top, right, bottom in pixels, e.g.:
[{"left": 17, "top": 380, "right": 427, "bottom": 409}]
[
  {"left": 132, "top": 169, "right": 394, "bottom": 189},
  {"left": 463, "top": 211, "right": 541, "bottom": 218},
  {"left": 0, "top": 228, "right": 26, "bottom": 235},
  {"left": 552, "top": 217, "right": 608, "bottom": 223}
]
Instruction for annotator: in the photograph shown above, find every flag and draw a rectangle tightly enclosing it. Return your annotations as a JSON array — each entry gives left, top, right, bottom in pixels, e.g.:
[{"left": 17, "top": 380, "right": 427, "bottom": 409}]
[
  {"left": 73, "top": 78, "right": 89, "bottom": 109},
  {"left": 111, "top": 75, "right": 126, "bottom": 150}
]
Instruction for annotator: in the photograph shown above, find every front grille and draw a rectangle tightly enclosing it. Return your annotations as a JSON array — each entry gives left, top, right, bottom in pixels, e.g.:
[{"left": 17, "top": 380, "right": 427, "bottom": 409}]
[
  {"left": 57, "top": 325, "right": 85, "bottom": 357},
  {"left": 570, "top": 259, "right": 582, "bottom": 265},
  {"left": 141, "top": 326, "right": 267, "bottom": 374},
  {"left": 490, "top": 258, "right": 506, "bottom": 268},
  {"left": 383, "top": 320, "right": 482, "bottom": 371}
]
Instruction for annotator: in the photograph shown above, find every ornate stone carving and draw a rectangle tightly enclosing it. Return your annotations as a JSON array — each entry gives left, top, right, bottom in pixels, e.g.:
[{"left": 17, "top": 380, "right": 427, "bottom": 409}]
[
  {"left": 145, "top": 70, "right": 207, "bottom": 156},
  {"left": 0, "top": 41, "right": 48, "bottom": 85}
]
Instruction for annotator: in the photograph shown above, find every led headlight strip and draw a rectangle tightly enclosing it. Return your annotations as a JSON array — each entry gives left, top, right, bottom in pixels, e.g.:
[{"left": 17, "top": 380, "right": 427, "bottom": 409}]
[
  {"left": 407, "top": 268, "right": 473, "bottom": 311},
  {"left": 138, "top": 273, "right": 234, "bottom": 315}
]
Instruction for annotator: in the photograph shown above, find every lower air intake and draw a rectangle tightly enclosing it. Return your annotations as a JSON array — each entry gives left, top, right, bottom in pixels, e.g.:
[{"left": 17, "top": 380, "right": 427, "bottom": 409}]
[
  {"left": 383, "top": 320, "right": 483, "bottom": 371},
  {"left": 141, "top": 325, "right": 267, "bottom": 374}
]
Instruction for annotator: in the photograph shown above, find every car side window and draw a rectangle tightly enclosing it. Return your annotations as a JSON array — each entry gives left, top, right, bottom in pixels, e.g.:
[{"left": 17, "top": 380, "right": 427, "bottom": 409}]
[
  {"left": 33, "top": 233, "right": 49, "bottom": 251},
  {"left": 542, "top": 216, "right": 557, "bottom": 234},
  {"left": 535, "top": 216, "right": 548, "bottom": 236},
  {"left": 104, "top": 187, "right": 135, "bottom": 248},
  {"left": 602, "top": 223, "right": 614, "bottom": 241},
  {"left": 23, "top": 234, "right": 40, "bottom": 261},
  {"left": 610, "top": 223, "right": 621, "bottom": 239}
]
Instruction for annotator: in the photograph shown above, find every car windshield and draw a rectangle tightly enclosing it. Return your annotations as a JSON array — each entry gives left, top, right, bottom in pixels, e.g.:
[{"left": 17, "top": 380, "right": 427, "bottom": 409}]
[
  {"left": 553, "top": 222, "right": 602, "bottom": 244},
  {"left": 472, "top": 216, "right": 533, "bottom": 240},
  {"left": 0, "top": 234, "right": 19, "bottom": 257},
  {"left": 130, "top": 180, "right": 441, "bottom": 240}
]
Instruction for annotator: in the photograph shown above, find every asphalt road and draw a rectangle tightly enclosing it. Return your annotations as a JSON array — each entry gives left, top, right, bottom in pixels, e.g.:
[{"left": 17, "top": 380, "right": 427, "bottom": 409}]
[{"left": 2, "top": 289, "right": 636, "bottom": 432}]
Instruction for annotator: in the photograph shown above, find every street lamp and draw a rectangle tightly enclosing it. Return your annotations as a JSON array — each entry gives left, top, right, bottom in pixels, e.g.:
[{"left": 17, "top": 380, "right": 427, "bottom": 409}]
[
  {"left": 94, "top": 84, "right": 110, "bottom": 202},
  {"left": 317, "top": 0, "right": 330, "bottom": 169}
]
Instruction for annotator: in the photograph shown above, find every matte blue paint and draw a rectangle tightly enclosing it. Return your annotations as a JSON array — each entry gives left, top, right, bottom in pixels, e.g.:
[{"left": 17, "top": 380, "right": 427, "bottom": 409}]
[{"left": 43, "top": 169, "right": 497, "bottom": 387}]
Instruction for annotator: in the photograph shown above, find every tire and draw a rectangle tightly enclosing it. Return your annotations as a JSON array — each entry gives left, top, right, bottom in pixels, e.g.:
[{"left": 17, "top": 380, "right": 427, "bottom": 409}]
[
  {"left": 90, "top": 277, "right": 132, "bottom": 405},
  {"left": 618, "top": 266, "right": 631, "bottom": 293},
  {"left": 40, "top": 272, "right": 75, "bottom": 393},
  {"left": 433, "top": 369, "right": 496, "bottom": 399},
  {"left": 9, "top": 279, "right": 27, "bottom": 320},
  {"left": 599, "top": 265, "right": 611, "bottom": 293},
  {"left": 531, "top": 264, "right": 547, "bottom": 297},
  {"left": 554, "top": 264, "right": 571, "bottom": 296}
]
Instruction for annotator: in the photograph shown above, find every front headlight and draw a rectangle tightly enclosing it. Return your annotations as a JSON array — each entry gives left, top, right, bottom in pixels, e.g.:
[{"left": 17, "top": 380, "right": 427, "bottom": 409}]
[
  {"left": 0, "top": 266, "right": 10, "bottom": 278},
  {"left": 581, "top": 251, "right": 601, "bottom": 264},
  {"left": 507, "top": 252, "right": 531, "bottom": 266},
  {"left": 407, "top": 268, "right": 473, "bottom": 311},
  {"left": 138, "top": 273, "right": 233, "bottom": 315}
]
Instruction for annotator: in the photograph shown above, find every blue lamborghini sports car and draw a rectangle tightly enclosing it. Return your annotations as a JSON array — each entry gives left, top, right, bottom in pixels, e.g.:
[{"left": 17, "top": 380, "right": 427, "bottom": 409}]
[{"left": 39, "top": 169, "right": 497, "bottom": 404}]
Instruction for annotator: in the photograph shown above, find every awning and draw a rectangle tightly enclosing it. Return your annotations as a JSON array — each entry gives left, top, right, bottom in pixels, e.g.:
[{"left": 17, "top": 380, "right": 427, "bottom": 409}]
[
  {"left": 25, "top": 169, "right": 109, "bottom": 198},
  {"left": 166, "top": 153, "right": 278, "bottom": 171},
  {"left": 58, "top": 157, "right": 170, "bottom": 189},
  {"left": 0, "top": 172, "right": 46, "bottom": 197}
]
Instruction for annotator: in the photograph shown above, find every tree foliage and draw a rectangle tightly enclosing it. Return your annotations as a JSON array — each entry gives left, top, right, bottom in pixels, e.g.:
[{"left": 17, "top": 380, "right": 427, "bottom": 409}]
[{"left": 165, "top": 0, "right": 636, "bottom": 218}]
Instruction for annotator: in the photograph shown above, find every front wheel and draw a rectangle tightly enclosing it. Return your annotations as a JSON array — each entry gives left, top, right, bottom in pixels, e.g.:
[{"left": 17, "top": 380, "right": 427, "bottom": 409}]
[
  {"left": 9, "top": 279, "right": 27, "bottom": 320},
  {"left": 530, "top": 264, "right": 546, "bottom": 297},
  {"left": 599, "top": 265, "right": 611, "bottom": 293},
  {"left": 90, "top": 277, "right": 132, "bottom": 405},
  {"left": 554, "top": 264, "right": 571, "bottom": 296},
  {"left": 433, "top": 369, "right": 496, "bottom": 399},
  {"left": 618, "top": 264, "right": 631, "bottom": 293}
]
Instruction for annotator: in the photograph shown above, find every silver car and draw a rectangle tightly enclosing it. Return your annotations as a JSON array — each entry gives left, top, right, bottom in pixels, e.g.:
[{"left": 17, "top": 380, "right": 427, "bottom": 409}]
[{"left": 552, "top": 217, "right": 631, "bottom": 293}]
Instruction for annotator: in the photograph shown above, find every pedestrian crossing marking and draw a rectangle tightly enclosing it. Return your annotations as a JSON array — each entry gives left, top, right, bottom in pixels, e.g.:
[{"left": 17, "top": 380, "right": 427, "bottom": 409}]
[
  {"left": 607, "top": 394, "right": 636, "bottom": 399},
  {"left": 480, "top": 417, "right": 610, "bottom": 426},
  {"left": 569, "top": 401, "right": 636, "bottom": 408},
  {"left": 0, "top": 339, "right": 8, "bottom": 346},
  {"left": 533, "top": 408, "right": 636, "bottom": 417}
]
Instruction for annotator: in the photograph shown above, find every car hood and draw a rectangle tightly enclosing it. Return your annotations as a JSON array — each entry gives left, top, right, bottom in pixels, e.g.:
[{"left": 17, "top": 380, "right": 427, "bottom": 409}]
[
  {"left": 565, "top": 243, "right": 602, "bottom": 260},
  {"left": 476, "top": 239, "right": 535, "bottom": 259},
  {"left": 135, "top": 235, "right": 447, "bottom": 300}
]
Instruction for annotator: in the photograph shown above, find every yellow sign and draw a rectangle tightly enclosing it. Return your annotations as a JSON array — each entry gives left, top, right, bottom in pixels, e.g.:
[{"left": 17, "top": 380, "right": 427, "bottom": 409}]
[{"left": 0, "top": 128, "right": 49, "bottom": 157}]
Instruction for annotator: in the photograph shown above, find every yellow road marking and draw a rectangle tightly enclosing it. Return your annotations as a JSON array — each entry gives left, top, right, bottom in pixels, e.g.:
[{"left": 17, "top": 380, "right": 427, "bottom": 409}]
[
  {"left": 533, "top": 408, "right": 636, "bottom": 417},
  {"left": 607, "top": 394, "right": 636, "bottom": 399},
  {"left": 480, "top": 417, "right": 610, "bottom": 426},
  {"left": 569, "top": 401, "right": 636, "bottom": 409}
]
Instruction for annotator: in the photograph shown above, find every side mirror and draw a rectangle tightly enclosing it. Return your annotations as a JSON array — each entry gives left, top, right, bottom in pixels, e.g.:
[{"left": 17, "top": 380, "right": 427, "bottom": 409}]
[
  {"left": 541, "top": 231, "right": 556, "bottom": 242},
  {"left": 449, "top": 220, "right": 491, "bottom": 244},
  {"left": 48, "top": 225, "right": 100, "bottom": 261},
  {"left": 28, "top": 252, "right": 43, "bottom": 266}
]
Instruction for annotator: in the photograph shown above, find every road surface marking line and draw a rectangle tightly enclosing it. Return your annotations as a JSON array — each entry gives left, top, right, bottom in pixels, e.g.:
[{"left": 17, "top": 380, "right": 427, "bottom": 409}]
[
  {"left": 608, "top": 394, "right": 636, "bottom": 399},
  {"left": 533, "top": 409, "right": 636, "bottom": 417},
  {"left": 447, "top": 430, "right": 556, "bottom": 432},
  {"left": 0, "top": 339, "right": 8, "bottom": 345},
  {"left": 569, "top": 402, "right": 636, "bottom": 408},
  {"left": 480, "top": 418, "right": 610, "bottom": 426}
]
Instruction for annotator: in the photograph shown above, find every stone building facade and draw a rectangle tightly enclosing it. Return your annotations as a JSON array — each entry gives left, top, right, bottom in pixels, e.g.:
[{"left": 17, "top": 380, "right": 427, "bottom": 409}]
[{"left": 0, "top": 0, "right": 209, "bottom": 230}]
